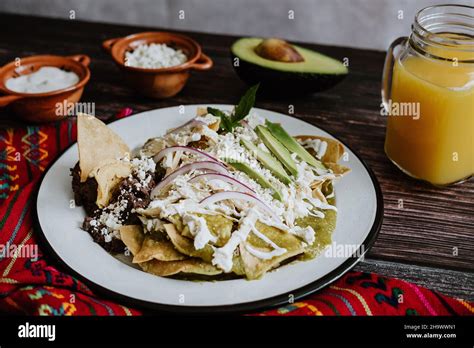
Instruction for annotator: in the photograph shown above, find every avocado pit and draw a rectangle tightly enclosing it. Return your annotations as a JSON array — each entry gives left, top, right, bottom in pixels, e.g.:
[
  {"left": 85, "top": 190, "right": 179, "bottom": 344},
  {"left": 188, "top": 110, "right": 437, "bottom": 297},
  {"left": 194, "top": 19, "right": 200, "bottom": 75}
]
[{"left": 254, "top": 38, "right": 304, "bottom": 63}]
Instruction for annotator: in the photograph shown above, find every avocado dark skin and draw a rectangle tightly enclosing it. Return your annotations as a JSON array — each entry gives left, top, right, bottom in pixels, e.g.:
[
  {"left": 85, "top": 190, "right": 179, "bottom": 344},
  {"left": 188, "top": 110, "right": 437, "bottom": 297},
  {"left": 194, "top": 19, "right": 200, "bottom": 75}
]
[{"left": 231, "top": 55, "right": 347, "bottom": 95}]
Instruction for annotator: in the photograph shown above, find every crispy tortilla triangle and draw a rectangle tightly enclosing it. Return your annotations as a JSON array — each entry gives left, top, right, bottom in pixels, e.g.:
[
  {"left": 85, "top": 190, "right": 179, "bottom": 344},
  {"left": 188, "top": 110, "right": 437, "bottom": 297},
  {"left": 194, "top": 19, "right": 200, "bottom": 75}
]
[
  {"left": 136, "top": 207, "right": 162, "bottom": 218},
  {"left": 179, "top": 213, "right": 232, "bottom": 247},
  {"left": 208, "top": 120, "right": 220, "bottom": 132},
  {"left": 133, "top": 234, "right": 186, "bottom": 263},
  {"left": 141, "top": 137, "right": 167, "bottom": 157},
  {"left": 310, "top": 180, "right": 327, "bottom": 203},
  {"left": 139, "top": 258, "right": 222, "bottom": 277},
  {"left": 310, "top": 178, "right": 336, "bottom": 203},
  {"left": 120, "top": 225, "right": 220, "bottom": 276},
  {"left": 196, "top": 107, "right": 220, "bottom": 131},
  {"left": 164, "top": 224, "right": 245, "bottom": 276},
  {"left": 90, "top": 160, "right": 131, "bottom": 208},
  {"left": 77, "top": 113, "right": 130, "bottom": 182},
  {"left": 239, "top": 221, "right": 305, "bottom": 280},
  {"left": 167, "top": 215, "right": 184, "bottom": 232},
  {"left": 119, "top": 225, "right": 144, "bottom": 255},
  {"left": 325, "top": 162, "right": 351, "bottom": 176},
  {"left": 164, "top": 223, "right": 214, "bottom": 262},
  {"left": 196, "top": 107, "right": 208, "bottom": 116},
  {"left": 295, "top": 135, "right": 350, "bottom": 176},
  {"left": 295, "top": 135, "right": 344, "bottom": 164}
]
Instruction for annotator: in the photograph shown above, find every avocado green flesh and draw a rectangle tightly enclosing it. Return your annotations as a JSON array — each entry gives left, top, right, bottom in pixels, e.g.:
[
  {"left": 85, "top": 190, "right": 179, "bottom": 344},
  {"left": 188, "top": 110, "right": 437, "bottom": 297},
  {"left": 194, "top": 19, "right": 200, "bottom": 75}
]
[
  {"left": 255, "top": 125, "right": 298, "bottom": 177},
  {"left": 232, "top": 38, "right": 348, "bottom": 74},
  {"left": 265, "top": 120, "right": 326, "bottom": 170},
  {"left": 240, "top": 138, "right": 291, "bottom": 185},
  {"left": 227, "top": 160, "right": 282, "bottom": 201}
]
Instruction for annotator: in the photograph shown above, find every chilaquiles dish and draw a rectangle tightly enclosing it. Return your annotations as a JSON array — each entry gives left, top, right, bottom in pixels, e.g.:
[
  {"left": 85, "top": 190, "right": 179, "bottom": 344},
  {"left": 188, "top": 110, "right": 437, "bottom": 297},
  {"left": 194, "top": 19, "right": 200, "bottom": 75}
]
[{"left": 71, "top": 86, "right": 350, "bottom": 280}]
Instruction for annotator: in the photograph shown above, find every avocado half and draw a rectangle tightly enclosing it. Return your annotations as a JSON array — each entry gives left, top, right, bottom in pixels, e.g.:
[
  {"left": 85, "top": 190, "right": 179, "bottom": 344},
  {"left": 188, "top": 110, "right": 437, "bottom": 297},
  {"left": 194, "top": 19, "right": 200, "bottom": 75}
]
[{"left": 231, "top": 37, "right": 348, "bottom": 95}]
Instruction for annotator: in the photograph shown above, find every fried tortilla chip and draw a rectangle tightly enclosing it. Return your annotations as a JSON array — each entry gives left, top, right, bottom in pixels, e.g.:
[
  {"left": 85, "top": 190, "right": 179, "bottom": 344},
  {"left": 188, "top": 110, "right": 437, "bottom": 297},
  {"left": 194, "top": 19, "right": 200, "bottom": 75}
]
[
  {"left": 310, "top": 178, "right": 337, "bottom": 203},
  {"left": 90, "top": 160, "right": 131, "bottom": 208},
  {"left": 140, "top": 258, "right": 222, "bottom": 277},
  {"left": 164, "top": 224, "right": 245, "bottom": 275},
  {"left": 133, "top": 234, "right": 186, "bottom": 263},
  {"left": 311, "top": 180, "right": 327, "bottom": 203},
  {"left": 295, "top": 135, "right": 345, "bottom": 164},
  {"left": 119, "top": 225, "right": 144, "bottom": 255},
  {"left": 140, "top": 137, "right": 167, "bottom": 157},
  {"left": 167, "top": 214, "right": 184, "bottom": 232},
  {"left": 121, "top": 225, "right": 219, "bottom": 276},
  {"left": 295, "top": 135, "right": 350, "bottom": 177},
  {"left": 196, "top": 107, "right": 208, "bottom": 117},
  {"left": 136, "top": 207, "right": 162, "bottom": 218},
  {"left": 239, "top": 221, "right": 305, "bottom": 280},
  {"left": 324, "top": 162, "right": 351, "bottom": 176},
  {"left": 208, "top": 120, "right": 220, "bottom": 132},
  {"left": 196, "top": 107, "right": 220, "bottom": 131},
  {"left": 77, "top": 113, "right": 130, "bottom": 182},
  {"left": 164, "top": 223, "right": 214, "bottom": 262},
  {"left": 179, "top": 213, "right": 232, "bottom": 247}
]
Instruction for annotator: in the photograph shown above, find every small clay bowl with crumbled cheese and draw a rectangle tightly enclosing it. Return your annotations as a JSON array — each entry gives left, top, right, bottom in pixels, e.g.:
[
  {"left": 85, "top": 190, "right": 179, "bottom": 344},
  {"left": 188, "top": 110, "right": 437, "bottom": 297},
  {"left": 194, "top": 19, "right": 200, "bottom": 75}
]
[{"left": 103, "top": 31, "right": 213, "bottom": 98}]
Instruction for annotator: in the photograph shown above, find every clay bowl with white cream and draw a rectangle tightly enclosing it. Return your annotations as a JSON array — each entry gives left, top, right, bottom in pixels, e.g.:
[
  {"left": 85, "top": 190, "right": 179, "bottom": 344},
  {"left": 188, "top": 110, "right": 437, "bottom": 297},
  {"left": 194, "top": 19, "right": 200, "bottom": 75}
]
[
  {"left": 0, "top": 54, "right": 91, "bottom": 123},
  {"left": 103, "top": 31, "right": 213, "bottom": 98}
]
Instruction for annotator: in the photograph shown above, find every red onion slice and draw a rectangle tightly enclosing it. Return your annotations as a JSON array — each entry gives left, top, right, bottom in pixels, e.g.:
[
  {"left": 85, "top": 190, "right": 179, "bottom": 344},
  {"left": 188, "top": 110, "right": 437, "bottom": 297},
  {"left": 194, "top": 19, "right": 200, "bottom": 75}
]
[
  {"left": 167, "top": 119, "right": 205, "bottom": 135},
  {"left": 200, "top": 191, "right": 279, "bottom": 222},
  {"left": 189, "top": 173, "right": 255, "bottom": 194},
  {"left": 240, "top": 119, "right": 249, "bottom": 127},
  {"left": 151, "top": 161, "right": 228, "bottom": 198},
  {"left": 154, "top": 146, "right": 221, "bottom": 164}
]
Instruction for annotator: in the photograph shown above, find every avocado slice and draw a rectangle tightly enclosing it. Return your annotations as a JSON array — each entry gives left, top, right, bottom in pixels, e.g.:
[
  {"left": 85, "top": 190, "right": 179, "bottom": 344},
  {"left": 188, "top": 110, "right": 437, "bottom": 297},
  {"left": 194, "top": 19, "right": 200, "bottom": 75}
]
[
  {"left": 226, "top": 160, "right": 282, "bottom": 201},
  {"left": 231, "top": 37, "right": 348, "bottom": 95},
  {"left": 264, "top": 120, "right": 326, "bottom": 170},
  {"left": 240, "top": 138, "right": 291, "bottom": 185},
  {"left": 255, "top": 125, "right": 298, "bottom": 177}
]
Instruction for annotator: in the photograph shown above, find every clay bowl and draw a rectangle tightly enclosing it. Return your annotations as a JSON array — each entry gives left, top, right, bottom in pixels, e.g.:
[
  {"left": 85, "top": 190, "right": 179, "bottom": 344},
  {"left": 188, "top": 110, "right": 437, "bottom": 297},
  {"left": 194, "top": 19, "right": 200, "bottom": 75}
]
[
  {"left": 103, "top": 31, "right": 213, "bottom": 98},
  {"left": 0, "top": 54, "right": 91, "bottom": 123}
]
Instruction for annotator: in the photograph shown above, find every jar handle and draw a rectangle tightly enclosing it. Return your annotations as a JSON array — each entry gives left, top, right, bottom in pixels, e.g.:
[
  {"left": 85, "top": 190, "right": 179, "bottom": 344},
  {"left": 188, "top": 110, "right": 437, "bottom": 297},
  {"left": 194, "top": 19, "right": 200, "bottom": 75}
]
[{"left": 382, "top": 37, "right": 407, "bottom": 112}]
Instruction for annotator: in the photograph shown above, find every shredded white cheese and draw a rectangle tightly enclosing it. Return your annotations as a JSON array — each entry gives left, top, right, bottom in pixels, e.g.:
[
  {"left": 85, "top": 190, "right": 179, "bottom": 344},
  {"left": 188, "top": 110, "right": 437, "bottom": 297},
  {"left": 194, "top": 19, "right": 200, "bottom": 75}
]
[{"left": 125, "top": 43, "right": 187, "bottom": 69}]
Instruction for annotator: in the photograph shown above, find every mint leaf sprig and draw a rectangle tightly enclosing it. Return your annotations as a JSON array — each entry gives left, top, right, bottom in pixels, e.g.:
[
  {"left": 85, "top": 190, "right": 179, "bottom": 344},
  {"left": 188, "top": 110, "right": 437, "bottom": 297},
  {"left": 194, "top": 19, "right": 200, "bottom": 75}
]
[{"left": 207, "top": 84, "right": 259, "bottom": 133}]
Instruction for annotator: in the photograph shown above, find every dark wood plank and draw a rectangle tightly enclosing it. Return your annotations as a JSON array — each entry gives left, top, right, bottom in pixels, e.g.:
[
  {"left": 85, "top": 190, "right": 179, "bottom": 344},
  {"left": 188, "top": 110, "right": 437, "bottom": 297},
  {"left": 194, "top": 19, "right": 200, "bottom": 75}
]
[
  {"left": 354, "top": 258, "right": 474, "bottom": 301},
  {"left": 0, "top": 14, "right": 473, "bottom": 295}
]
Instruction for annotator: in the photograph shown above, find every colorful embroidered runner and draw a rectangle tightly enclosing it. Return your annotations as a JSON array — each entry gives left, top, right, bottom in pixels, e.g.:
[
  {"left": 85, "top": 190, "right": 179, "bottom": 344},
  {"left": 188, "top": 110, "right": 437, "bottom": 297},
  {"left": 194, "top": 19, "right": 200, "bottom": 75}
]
[{"left": 0, "top": 110, "right": 472, "bottom": 316}]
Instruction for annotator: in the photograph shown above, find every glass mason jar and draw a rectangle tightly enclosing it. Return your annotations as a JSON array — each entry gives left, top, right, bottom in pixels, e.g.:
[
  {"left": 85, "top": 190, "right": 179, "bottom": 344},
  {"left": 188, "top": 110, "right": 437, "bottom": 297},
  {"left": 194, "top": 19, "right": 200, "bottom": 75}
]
[{"left": 382, "top": 5, "right": 474, "bottom": 186}]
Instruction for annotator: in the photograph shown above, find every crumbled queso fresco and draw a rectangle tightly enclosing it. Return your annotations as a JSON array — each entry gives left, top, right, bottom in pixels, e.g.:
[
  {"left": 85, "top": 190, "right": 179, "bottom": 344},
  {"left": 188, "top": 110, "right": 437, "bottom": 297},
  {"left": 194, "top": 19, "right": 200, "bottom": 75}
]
[
  {"left": 85, "top": 156, "right": 156, "bottom": 248},
  {"left": 125, "top": 43, "right": 188, "bottom": 69}
]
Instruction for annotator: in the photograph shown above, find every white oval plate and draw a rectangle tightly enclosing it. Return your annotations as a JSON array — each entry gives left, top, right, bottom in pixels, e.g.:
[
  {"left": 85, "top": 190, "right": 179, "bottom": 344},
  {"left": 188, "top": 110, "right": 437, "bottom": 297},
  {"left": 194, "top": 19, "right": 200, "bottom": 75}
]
[{"left": 36, "top": 105, "right": 383, "bottom": 313}]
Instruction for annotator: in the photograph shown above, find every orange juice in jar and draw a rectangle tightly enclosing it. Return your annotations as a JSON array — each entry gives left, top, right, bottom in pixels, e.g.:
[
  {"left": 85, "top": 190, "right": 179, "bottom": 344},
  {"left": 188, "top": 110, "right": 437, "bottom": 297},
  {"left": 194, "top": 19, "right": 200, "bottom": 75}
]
[{"left": 382, "top": 5, "right": 474, "bottom": 186}]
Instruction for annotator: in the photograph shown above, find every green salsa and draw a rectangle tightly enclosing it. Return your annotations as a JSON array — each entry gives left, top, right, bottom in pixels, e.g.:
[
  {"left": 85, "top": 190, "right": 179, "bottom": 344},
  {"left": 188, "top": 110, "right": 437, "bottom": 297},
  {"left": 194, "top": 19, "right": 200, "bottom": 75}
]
[{"left": 296, "top": 197, "right": 336, "bottom": 261}]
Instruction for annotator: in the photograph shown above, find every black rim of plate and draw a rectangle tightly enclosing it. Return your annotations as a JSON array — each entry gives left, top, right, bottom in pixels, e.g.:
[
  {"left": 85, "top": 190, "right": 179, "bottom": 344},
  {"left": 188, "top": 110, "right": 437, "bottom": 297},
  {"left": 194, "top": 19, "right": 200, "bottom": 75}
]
[{"left": 34, "top": 107, "right": 384, "bottom": 315}]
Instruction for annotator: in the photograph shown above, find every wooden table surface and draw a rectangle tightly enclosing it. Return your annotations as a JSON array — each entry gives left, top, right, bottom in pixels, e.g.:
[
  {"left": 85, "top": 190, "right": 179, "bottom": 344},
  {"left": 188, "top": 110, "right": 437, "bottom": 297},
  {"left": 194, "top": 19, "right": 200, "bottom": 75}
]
[{"left": 1, "top": 14, "right": 472, "bottom": 300}]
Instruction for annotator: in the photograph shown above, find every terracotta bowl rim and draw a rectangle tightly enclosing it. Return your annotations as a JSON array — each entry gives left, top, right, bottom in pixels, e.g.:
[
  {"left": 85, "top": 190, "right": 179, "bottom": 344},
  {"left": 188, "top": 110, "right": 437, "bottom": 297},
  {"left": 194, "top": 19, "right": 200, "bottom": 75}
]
[
  {"left": 0, "top": 54, "right": 91, "bottom": 98},
  {"left": 108, "top": 31, "right": 203, "bottom": 74}
]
